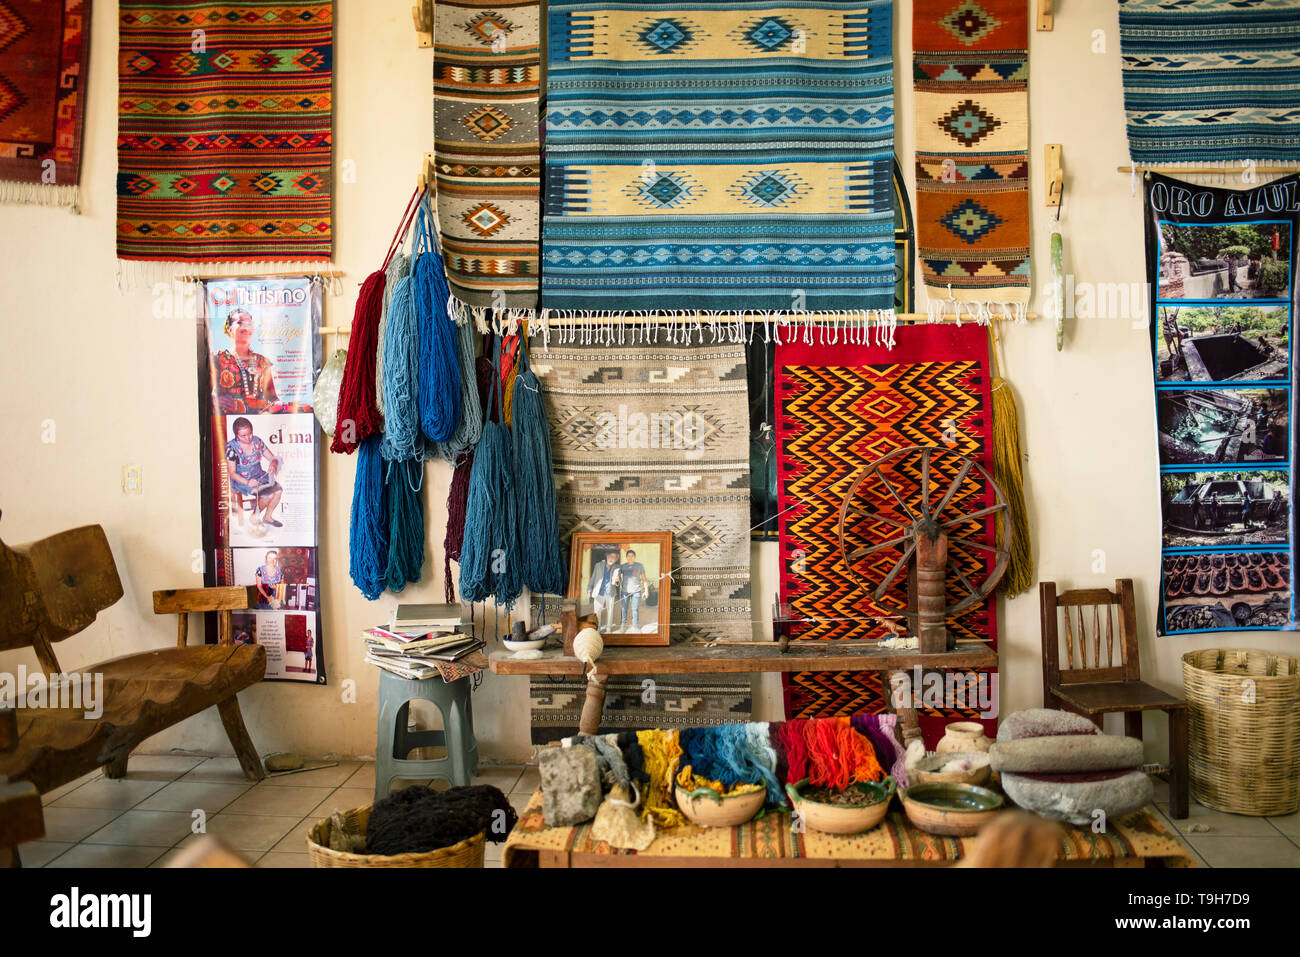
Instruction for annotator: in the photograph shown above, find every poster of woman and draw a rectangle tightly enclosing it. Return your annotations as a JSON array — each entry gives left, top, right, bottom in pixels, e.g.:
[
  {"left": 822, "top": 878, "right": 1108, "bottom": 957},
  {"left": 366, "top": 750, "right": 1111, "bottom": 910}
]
[{"left": 200, "top": 276, "right": 325, "bottom": 683}]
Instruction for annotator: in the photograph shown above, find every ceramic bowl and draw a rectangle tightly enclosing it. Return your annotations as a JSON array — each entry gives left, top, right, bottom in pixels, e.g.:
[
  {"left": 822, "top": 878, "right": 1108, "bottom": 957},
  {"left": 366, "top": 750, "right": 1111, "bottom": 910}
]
[
  {"left": 901, "top": 782, "right": 1004, "bottom": 837},
  {"left": 675, "top": 784, "right": 766, "bottom": 828},
  {"left": 910, "top": 751, "right": 992, "bottom": 787},
  {"left": 502, "top": 637, "right": 545, "bottom": 653},
  {"left": 785, "top": 777, "right": 896, "bottom": 835}
]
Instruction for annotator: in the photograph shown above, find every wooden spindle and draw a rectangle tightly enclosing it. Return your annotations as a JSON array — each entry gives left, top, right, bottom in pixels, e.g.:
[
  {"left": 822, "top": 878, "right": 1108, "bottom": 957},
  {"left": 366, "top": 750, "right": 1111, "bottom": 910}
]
[
  {"left": 1106, "top": 604, "right": 1114, "bottom": 666},
  {"left": 1092, "top": 605, "right": 1100, "bottom": 669},
  {"left": 1063, "top": 606, "right": 1075, "bottom": 670}
]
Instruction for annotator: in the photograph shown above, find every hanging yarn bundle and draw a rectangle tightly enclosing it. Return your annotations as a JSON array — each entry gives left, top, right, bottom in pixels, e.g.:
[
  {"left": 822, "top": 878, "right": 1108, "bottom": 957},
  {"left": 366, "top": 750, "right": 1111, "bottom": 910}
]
[
  {"left": 458, "top": 340, "right": 522, "bottom": 608},
  {"left": 331, "top": 190, "right": 426, "bottom": 454},
  {"left": 442, "top": 356, "right": 494, "bottom": 602},
  {"left": 432, "top": 320, "right": 484, "bottom": 462},
  {"left": 385, "top": 458, "right": 425, "bottom": 593},
  {"left": 802, "top": 718, "right": 883, "bottom": 790},
  {"left": 375, "top": 253, "right": 411, "bottom": 420},
  {"left": 511, "top": 341, "right": 568, "bottom": 597},
  {"left": 412, "top": 200, "right": 462, "bottom": 444},
  {"left": 348, "top": 435, "right": 388, "bottom": 600},
  {"left": 989, "top": 327, "right": 1034, "bottom": 597},
  {"left": 330, "top": 270, "right": 387, "bottom": 454},
  {"left": 379, "top": 273, "right": 422, "bottom": 462}
]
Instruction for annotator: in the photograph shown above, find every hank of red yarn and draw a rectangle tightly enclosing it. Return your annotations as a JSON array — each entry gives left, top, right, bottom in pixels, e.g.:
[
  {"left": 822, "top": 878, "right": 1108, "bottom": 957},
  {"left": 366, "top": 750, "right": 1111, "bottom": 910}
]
[
  {"left": 838, "top": 720, "right": 885, "bottom": 784},
  {"left": 805, "top": 718, "right": 846, "bottom": 789},
  {"left": 778, "top": 719, "right": 809, "bottom": 785},
  {"left": 330, "top": 269, "right": 388, "bottom": 454}
]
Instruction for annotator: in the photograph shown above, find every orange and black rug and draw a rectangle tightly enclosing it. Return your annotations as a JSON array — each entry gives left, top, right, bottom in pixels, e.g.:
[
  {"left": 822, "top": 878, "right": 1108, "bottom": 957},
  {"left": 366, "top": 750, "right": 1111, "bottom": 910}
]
[{"left": 775, "top": 323, "right": 999, "bottom": 747}]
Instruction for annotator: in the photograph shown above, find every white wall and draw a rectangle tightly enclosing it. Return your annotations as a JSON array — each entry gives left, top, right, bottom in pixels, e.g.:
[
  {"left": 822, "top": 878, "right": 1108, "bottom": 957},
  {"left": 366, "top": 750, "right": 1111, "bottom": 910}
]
[{"left": 1, "top": 1, "right": 1292, "bottom": 766}]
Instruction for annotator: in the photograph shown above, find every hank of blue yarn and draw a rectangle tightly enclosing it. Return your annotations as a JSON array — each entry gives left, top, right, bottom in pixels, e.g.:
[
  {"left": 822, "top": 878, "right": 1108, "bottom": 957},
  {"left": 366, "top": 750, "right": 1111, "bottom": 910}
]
[
  {"left": 433, "top": 320, "right": 483, "bottom": 462},
  {"left": 385, "top": 458, "right": 425, "bottom": 593},
  {"left": 348, "top": 435, "right": 388, "bottom": 600},
  {"left": 511, "top": 367, "right": 568, "bottom": 596},
  {"left": 458, "top": 420, "right": 514, "bottom": 604},
  {"left": 681, "top": 725, "right": 779, "bottom": 804},
  {"left": 414, "top": 249, "right": 462, "bottom": 443},
  {"left": 379, "top": 274, "right": 421, "bottom": 462}
]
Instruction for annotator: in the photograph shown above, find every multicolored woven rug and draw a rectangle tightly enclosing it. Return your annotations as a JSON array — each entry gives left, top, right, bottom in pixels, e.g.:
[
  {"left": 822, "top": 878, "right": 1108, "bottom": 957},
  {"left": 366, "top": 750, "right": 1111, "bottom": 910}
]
[
  {"left": 116, "top": 1, "right": 333, "bottom": 266},
  {"left": 913, "top": 0, "right": 1029, "bottom": 319},
  {"left": 528, "top": 339, "right": 753, "bottom": 744},
  {"left": 541, "top": 0, "right": 896, "bottom": 315},
  {"left": 433, "top": 0, "right": 541, "bottom": 313},
  {"left": 775, "top": 325, "right": 999, "bottom": 746},
  {"left": 1119, "top": 0, "right": 1300, "bottom": 164},
  {"left": 0, "top": 0, "right": 91, "bottom": 208}
]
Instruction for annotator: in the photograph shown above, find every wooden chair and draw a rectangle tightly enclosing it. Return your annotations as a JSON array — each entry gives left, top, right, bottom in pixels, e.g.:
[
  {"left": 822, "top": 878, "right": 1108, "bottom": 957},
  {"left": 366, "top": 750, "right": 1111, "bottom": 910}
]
[
  {"left": 0, "top": 513, "right": 267, "bottom": 819},
  {"left": 1040, "top": 579, "right": 1189, "bottom": 819}
]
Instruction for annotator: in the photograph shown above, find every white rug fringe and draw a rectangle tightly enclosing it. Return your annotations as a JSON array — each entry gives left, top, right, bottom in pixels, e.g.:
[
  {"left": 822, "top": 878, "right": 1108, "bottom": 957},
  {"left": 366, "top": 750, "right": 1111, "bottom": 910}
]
[{"left": 0, "top": 180, "right": 81, "bottom": 212}]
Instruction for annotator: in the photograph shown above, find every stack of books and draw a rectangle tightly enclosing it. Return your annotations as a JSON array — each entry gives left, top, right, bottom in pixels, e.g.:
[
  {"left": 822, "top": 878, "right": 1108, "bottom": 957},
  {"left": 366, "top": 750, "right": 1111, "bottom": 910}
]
[{"left": 362, "top": 604, "right": 483, "bottom": 680}]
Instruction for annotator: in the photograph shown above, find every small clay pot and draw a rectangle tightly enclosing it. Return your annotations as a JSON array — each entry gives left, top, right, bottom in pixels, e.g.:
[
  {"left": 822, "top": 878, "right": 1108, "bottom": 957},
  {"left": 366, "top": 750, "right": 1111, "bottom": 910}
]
[
  {"left": 675, "top": 784, "right": 765, "bottom": 828},
  {"left": 935, "top": 721, "right": 991, "bottom": 755},
  {"left": 785, "top": 777, "right": 895, "bottom": 835}
]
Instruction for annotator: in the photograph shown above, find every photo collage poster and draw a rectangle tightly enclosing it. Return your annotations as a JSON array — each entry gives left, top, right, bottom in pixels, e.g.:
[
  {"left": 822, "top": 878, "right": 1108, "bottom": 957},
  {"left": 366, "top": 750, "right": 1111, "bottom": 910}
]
[
  {"left": 199, "top": 277, "right": 326, "bottom": 682},
  {"left": 1145, "top": 172, "right": 1299, "bottom": 635}
]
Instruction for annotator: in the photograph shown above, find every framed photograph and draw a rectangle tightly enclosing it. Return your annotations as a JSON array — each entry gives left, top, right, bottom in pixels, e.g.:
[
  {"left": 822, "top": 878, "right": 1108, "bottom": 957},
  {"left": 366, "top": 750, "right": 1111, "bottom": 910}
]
[{"left": 568, "top": 532, "right": 672, "bottom": 646}]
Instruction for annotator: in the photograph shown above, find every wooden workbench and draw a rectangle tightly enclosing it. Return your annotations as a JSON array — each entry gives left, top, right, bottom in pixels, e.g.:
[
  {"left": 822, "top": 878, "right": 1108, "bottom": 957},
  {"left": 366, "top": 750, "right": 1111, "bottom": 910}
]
[{"left": 488, "top": 640, "right": 999, "bottom": 739}]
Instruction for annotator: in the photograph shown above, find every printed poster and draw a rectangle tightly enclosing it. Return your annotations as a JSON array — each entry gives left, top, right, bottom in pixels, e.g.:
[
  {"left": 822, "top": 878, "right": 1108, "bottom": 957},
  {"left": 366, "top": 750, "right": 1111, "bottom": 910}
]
[
  {"left": 198, "top": 276, "right": 326, "bottom": 681},
  {"left": 1145, "top": 172, "right": 1298, "bottom": 635}
]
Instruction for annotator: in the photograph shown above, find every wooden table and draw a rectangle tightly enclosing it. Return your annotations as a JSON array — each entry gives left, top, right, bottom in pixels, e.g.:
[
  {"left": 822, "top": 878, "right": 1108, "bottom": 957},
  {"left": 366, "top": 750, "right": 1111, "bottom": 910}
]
[{"left": 488, "top": 640, "right": 999, "bottom": 741}]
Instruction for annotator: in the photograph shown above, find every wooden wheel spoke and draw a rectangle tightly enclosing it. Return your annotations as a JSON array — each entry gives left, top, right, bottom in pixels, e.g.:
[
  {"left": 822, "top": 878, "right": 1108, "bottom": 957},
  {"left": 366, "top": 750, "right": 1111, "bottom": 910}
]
[
  {"left": 939, "top": 503, "right": 1006, "bottom": 530},
  {"left": 874, "top": 467, "right": 917, "bottom": 522},
  {"left": 947, "top": 557, "right": 980, "bottom": 599},
  {"left": 933, "top": 459, "right": 974, "bottom": 518},
  {"left": 920, "top": 448, "right": 932, "bottom": 520},
  {"left": 847, "top": 533, "right": 913, "bottom": 562},
  {"left": 872, "top": 541, "right": 917, "bottom": 600}
]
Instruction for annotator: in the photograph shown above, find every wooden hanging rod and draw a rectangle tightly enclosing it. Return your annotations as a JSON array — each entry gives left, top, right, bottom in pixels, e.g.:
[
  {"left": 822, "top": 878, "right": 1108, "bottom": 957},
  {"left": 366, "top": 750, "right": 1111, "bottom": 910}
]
[
  {"left": 178, "top": 269, "right": 345, "bottom": 283},
  {"left": 1118, "top": 164, "right": 1299, "bottom": 175},
  {"left": 319, "top": 326, "right": 351, "bottom": 336}
]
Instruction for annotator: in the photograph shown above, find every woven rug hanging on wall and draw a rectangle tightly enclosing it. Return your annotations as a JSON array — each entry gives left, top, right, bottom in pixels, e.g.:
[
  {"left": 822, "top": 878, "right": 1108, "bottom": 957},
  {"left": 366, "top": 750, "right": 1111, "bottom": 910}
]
[
  {"left": 433, "top": 0, "right": 540, "bottom": 316},
  {"left": 528, "top": 340, "right": 753, "bottom": 743},
  {"left": 913, "top": 0, "right": 1029, "bottom": 320},
  {"left": 0, "top": 0, "right": 92, "bottom": 209},
  {"left": 116, "top": 1, "right": 333, "bottom": 275},
  {"left": 1144, "top": 171, "right": 1299, "bottom": 635},
  {"left": 1119, "top": 0, "right": 1300, "bottom": 165},
  {"left": 540, "top": 0, "right": 896, "bottom": 319},
  {"left": 775, "top": 324, "right": 999, "bottom": 748}
]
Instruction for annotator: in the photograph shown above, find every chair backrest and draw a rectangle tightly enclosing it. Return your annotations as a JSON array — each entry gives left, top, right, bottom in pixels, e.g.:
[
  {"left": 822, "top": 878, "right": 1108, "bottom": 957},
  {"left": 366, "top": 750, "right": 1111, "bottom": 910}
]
[
  {"left": 0, "top": 511, "right": 123, "bottom": 672},
  {"left": 1039, "top": 579, "right": 1141, "bottom": 698}
]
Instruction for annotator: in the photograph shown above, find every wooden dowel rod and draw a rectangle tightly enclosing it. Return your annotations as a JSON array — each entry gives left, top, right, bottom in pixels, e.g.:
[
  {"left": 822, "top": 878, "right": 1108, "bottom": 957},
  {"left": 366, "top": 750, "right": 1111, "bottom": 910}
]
[
  {"left": 179, "top": 269, "right": 345, "bottom": 283},
  {"left": 533, "top": 312, "right": 1036, "bottom": 325},
  {"left": 318, "top": 326, "right": 351, "bottom": 335}
]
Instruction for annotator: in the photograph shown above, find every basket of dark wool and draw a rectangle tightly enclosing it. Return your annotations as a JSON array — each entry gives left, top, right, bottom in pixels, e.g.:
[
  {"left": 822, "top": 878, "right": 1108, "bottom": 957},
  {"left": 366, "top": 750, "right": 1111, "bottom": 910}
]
[{"left": 307, "top": 784, "right": 517, "bottom": 868}]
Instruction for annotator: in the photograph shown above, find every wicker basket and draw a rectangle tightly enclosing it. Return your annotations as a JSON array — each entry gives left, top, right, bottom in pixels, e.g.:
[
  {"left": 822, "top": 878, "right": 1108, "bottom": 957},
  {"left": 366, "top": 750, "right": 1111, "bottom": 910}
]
[
  {"left": 306, "top": 805, "right": 486, "bottom": 868},
  {"left": 1182, "top": 649, "right": 1300, "bottom": 816}
]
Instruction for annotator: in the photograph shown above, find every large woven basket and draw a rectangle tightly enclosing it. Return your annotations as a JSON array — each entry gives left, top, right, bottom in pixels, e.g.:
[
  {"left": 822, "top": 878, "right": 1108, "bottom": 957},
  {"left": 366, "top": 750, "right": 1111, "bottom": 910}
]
[
  {"left": 306, "top": 805, "right": 486, "bottom": 868},
  {"left": 1182, "top": 649, "right": 1300, "bottom": 816}
]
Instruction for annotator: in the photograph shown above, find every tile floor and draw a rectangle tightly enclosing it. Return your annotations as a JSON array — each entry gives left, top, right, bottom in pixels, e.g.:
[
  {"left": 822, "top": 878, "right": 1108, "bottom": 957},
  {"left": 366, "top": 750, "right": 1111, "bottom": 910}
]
[
  {"left": 20, "top": 753, "right": 541, "bottom": 869},
  {"left": 19, "top": 757, "right": 1299, "bottom": 868}
]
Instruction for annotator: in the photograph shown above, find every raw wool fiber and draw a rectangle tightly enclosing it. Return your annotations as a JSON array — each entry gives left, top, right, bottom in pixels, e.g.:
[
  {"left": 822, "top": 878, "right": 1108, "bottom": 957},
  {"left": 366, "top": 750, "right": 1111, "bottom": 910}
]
[
  {"left": 0, "top": 0, "right": 92, "bottom": 209},
  {"left": 528, "top": 338, "right": 753, "bottom": 744},
  {"left": 913, "top": 0, "right": 1030, "bottom": 318},
  {"left": 365, "top": 784, "right": 516, "bottom": 854},
  {"left": 989, "top": 328, "right": 1033, "bottom": 596},
  {"left": 1119, "top": 0, "right": 1300, "bottom": 165},
  {"left": 116, "top": 1, "right": 334, "bottom": 265},
  {"left": 541, "top": 0, "right": 896, "bottom": 315},
  {"left": 775, "top": 325, "right": 999, "bottom": 748},
  {"left": 432, "top": 0, "right": 541, "bottom": 311}
]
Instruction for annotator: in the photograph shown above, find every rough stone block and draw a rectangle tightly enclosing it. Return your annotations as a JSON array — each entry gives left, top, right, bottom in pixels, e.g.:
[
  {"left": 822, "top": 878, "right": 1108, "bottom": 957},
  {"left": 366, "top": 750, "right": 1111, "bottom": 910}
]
[{"left": 540, "top": 745, "right": 601, "bottom": 827}]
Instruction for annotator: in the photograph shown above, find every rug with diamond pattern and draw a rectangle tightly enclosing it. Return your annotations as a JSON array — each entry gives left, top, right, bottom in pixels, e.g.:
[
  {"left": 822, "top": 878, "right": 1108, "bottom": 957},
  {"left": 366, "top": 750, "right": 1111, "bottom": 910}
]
[
  {"left": 541, "top": 0, "right": 896, "bottom": 313},
  {"left": 776, "top": 324, "right": 999, "bottom": 747},
  {"left": 914, "top": 0, "right": 1029, "bottom": 316},
  {"left": 116, "top": 1, "right": 333, "bottom": 263},
  {"left": 528, "top": 339, "right": 753, "bottom": 743},
  {"left": 433, "top": 0, "right": 540, "bottom": 311}
]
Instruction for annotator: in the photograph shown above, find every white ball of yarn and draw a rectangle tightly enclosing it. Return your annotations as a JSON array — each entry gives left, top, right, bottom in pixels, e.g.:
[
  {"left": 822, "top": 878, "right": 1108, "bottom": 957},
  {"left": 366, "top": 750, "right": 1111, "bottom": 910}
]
[{"left": 573, "top": 627, "right": 604, "bottom": 674}]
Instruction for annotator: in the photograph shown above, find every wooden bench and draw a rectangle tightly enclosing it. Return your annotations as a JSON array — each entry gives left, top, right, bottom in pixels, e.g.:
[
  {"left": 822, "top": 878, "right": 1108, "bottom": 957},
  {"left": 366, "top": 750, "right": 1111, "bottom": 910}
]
[{"left": 0, "top": 515, "right": 268, "bottom": 827}]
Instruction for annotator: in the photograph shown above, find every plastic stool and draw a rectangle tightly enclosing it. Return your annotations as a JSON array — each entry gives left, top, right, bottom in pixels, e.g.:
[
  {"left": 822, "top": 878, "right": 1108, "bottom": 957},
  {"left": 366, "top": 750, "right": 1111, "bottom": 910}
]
[{"left": 375, "top": 669, "right": 479, "bottom": 802}]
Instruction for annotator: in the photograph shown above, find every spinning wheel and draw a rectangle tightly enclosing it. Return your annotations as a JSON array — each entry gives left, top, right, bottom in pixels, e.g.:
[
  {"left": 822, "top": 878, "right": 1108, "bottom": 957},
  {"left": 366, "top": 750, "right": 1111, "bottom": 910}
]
[{"left": 837, "top": 445, "right": 1011, "bottom": 653}]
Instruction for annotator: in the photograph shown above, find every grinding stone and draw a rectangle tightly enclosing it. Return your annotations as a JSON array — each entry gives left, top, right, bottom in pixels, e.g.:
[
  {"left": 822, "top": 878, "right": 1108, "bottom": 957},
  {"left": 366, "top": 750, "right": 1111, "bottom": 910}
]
[
  {"left": 265, "top": 752, "right": 304, "bottom": 772},
  {"left": 989, "top": 734, "right": 1144, "bottom": 773},
  {"left": 540, "top": 745, "right": 601, "bottom": 827},
  {"left": 1001, "top": 770, "right": 1154, "bottom": 826},
  {"left": 997, "top": 708, "right": 1099, "bottom": 742}
]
